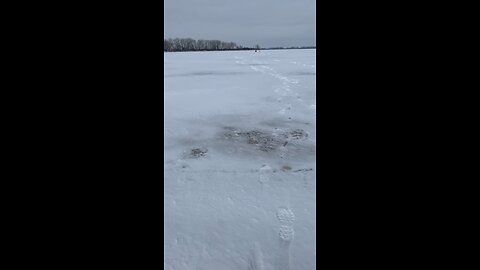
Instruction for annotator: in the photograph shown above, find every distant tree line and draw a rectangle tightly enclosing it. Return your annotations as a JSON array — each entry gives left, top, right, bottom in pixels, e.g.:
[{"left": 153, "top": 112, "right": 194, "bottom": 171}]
[
  {"left": 164, "top": 38, "right": 252, "bottom": 52},
  {"left": 164, "top": 38, "right": 315, "bottom": 52}
]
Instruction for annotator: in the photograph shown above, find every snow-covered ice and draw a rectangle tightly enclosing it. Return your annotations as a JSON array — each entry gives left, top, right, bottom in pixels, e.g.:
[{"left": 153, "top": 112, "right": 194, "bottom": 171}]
[{"left": 164, "top": 49, "right": 316, "bottom": 270}]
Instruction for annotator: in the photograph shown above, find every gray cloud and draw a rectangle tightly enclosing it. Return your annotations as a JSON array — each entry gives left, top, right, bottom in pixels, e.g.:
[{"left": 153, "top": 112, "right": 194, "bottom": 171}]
[{"left": 164, "top": 0, "right": 316, "bottom": 48}]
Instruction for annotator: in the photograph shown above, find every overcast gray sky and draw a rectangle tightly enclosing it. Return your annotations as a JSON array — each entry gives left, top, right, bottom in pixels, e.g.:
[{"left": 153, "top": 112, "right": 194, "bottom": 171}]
[{"left": 164, "top": 0, "right": 316, "bottom": 48}]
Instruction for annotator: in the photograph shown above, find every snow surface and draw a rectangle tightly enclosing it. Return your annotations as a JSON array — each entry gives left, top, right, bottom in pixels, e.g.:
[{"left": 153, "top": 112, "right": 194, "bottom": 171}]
[{"left": 164, "top": 49, "right": 316, "bottom": 270}]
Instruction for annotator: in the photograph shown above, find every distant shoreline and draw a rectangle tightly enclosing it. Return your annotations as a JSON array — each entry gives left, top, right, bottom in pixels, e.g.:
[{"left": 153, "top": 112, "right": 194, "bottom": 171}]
[{"left": 164, "top": 47, "right": 316, "bottom": 53}]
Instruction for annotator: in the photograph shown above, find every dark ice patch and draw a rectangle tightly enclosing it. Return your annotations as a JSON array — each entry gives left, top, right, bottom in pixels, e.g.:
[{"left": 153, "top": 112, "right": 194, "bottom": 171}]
[
  {"left": 220, "top": 127, "right": 309, "bottom": 153},
  {"left": 183, "top": 148, "right": 208, "bottom": 159}
]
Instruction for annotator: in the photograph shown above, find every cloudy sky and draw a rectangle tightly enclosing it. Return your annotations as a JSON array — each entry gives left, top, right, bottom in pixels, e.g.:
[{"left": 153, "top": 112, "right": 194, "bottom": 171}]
[{"left": 164, "top": 0, "right": 316, "bottom": 48}]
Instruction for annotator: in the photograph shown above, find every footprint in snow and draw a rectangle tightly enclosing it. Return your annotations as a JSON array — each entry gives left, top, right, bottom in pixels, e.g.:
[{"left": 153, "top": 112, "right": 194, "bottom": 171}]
[
  {"left": 275, "top": 206, "right": 295, "bottom": 270},
  {"left": 279, "top": 225, "right": 295, "bottom": 242},
  {"left": 258, "top": 164, "right": 272, "bottom": 183},
  {"left": 276, "top": 206, "right": 296, "bottom": 224}
]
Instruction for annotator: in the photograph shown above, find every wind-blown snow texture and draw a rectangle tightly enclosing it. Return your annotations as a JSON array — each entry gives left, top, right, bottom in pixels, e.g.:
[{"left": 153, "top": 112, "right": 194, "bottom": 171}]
[{"left": 164, "top": 49, "right": 316, "bottom": 270}]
